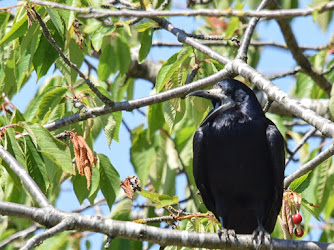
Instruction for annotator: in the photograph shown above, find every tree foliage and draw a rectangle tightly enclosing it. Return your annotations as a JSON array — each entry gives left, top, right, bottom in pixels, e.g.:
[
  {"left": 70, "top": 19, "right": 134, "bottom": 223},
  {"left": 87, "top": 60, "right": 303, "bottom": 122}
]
[{"left": 0, "top": 0, "right": 334, "bottom": 249}]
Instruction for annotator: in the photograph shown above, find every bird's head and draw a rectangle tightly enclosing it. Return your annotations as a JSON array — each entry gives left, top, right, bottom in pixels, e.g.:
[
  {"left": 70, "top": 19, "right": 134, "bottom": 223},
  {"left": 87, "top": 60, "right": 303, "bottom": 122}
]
[{"left": 187, "top": 79, "right": 263, "bottom": 118}]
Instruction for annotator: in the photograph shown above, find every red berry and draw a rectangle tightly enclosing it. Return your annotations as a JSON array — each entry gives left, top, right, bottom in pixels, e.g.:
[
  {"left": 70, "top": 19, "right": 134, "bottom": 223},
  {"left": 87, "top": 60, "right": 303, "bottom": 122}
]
[
  {"left": 292, "top": 214, "right": 303, "bottom": 225},
  {"left": 294, "top": 226, "right": 304, "bottom": 237}
]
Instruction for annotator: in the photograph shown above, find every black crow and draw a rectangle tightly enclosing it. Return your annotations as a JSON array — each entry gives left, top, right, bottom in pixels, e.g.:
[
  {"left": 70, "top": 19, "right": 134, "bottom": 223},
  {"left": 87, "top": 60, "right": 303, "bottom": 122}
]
[{"left": 188, "top": 79, "right": 285, "bottom": 240}]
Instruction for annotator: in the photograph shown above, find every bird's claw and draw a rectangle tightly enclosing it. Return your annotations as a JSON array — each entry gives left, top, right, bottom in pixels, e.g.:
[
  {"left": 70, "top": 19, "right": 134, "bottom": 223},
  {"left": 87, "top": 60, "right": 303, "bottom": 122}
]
[
  {"left": 252, "top": 226, "right": 271, "bottom": 249},
  {"left": 218, "top": 228, "right": 237, "bottom": 243}
]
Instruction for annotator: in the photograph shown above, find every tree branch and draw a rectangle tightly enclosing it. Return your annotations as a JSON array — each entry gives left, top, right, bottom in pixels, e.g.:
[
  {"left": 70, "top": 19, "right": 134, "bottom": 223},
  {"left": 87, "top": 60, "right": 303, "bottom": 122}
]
[
  {"left": 236, "top": 0, "right": 271, "bottom": 61},
  {"left": 32, "top": 7, "right": 114, "bottom": 106},
  {"left": 152, "top": 40, "right": 334, "bottom": 51},
  {"left": 285, "top": 127, "right": 318, "bottom": 166},
  {"left": 284, "top": 144, "right": 334, "bottom": 188},
  {"left": 22, "top": 218, "right": 74, "bottom": 250},
  {"left": 0, "top": 200, "right": 333, "bottom": 249},
  {"left": 228, "top": 59, "right": 334, "bottom": 137},
  {"left": 269, "top": 1, "right": 332, "bottom": 96},
  {"left": 42, "top": 68, "right": 229, "bottom": 132},
  {"left": 27, "top": 0, "right": 334, "bottom": 19},
  {"left": 0, "top": 224, "right": 41, "bottom": 248},
  {"left": 0, "top": 145, "right": 52, "bottom": 207}
]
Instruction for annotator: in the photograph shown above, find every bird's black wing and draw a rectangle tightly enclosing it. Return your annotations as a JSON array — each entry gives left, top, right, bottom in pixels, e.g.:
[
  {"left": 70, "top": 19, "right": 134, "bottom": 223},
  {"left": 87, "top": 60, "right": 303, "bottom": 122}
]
[
  {"left": 265, "top": 119, "right": 285, "bottom": 232},
  {"left": 193, "top": 128, "right": 217, "bottom": 216}
]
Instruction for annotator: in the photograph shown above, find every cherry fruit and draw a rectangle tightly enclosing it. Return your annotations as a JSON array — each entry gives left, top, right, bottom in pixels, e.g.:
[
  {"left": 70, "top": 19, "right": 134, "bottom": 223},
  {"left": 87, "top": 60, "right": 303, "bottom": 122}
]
[
  {"left": 294, "top": 226, "right": 304, "bottom": 237},
  {"left": 292, "top": 214, "right": 303, "bottom": 225}
]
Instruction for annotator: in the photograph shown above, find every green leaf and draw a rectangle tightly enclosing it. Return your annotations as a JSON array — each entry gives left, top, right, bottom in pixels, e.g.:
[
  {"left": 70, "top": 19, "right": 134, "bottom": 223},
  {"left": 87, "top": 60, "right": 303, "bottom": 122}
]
[
  {"left": 185, "top": 217, "right": 205, "bottom": 232},
  {"left": 135, "top": 22, "right": 156, "bottom": 32},
  {"left": 35, "top": 232, "right": 74, "bottom": 250},
  {"left": 32, "top": 34, "right": 59, "bottom": 81},
  {"left": 84, "top": 19, "right": 103, "bottom": 34},
  {"left": 20, "top": 122, "right": 73, "bottom": 174},
  {"left": 98, "top": 154, "right": 120, "bottom": 209},
  {"left": 138, "top": 28, "right": 153, "bottom": 63},
  {"left": 73, "top": 166, "right": 100, "bottom": 204},
  {"left": 120, "top": 20, "right": 132, "bottom": 37},
  {"left": 0, "top": 14, "right": 27, "bottom": 46},
  {"left": 130, "top": 126, "right": 155, "bottom": 185},
  {"left": 62, "top": 0, "right": 79, "bottom": 30},
  {"left": 313, "top": 0, "right": 332, "bottom": 31},
  {"left": 25, "top": 137, "right": 48, "bottom": 193},
  {"left": 0, "top": 12, "right": 10, "bottom": 41},
  {"left": 117, "top": 36, "right": 131, "bottom": 75},
  {"left": 289, "top": 172, "right": 311, "bottom": 193},
  {"left": 91, "top": 30, "right": 104, "bottom": 51},
  {"left": 69, "top": 39, "right": 85, "bottom": 83},
  {"left": 155, "top": 47, "right": 193, "bottom": 92},
  {"left": 102, "top": 112, "right": 122, "bottom": 146},
  {"left": 3, "top": 129, "right": 24, "bottom": 188},
  {"left": 98, "top": 40, "right": 118, "bottom": 81},
  {"left": 147, "top": 102, "right": 164, "bottom": 143},
  {"left": 225, "top": 17, "right": 239, "bottom": 38},
  {"left": 36, "top": 87, "right": 68, "bottom": 122},
  {"left": 163, "top": 101, "right": 176, "bottom": 132},
  {"left": 46, "top": 7, "right": 64, "bottom": 36},
  {"left": 138, "top": 189, "right": 178, "bottom": 208},
  {"left": 302, "top": 198, "right": 321, "bottom": 221}
]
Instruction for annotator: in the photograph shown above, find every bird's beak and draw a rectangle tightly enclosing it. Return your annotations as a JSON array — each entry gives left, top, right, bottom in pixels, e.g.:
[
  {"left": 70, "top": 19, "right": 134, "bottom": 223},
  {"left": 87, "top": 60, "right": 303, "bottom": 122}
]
[{"left": 186, "top": 89, "right": 224, "bottom": 103}]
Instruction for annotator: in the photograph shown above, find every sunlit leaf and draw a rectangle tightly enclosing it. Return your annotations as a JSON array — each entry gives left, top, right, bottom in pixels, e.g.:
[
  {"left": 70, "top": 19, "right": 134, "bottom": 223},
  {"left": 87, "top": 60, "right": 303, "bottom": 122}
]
[
  {"left": 20, "top": 122, "right": 73, "bottom": 174},
  {"left": 98, "top": 154, "right": 120, "bottom": 209},
  {"left": 138, "top": 28, "right": 153, "bottom": 63}
]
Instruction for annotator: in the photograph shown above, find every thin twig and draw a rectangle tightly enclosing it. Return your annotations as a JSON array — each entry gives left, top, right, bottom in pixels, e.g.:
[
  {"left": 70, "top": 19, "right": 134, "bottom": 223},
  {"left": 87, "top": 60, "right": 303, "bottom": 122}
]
[
  {"left": 268, "top": 66, "right": 301, "bottom": 80},
  {"left": 122, "top": 119, "right": 131, "bottom": 133},
  {"left": 263, "top": 99, "right": 273, "bottom": 113},
  {"left": 151, "top": 40, "right": 333, "bottom": 51},
  {"left": 32, "top": 7, "right": 114, "bottom": 106},
  {"left": 283, "top": 120, "right": 308, "bottom": 127},
  {"left": 285, "top": 127, "right": 318, "bottom": 166}
]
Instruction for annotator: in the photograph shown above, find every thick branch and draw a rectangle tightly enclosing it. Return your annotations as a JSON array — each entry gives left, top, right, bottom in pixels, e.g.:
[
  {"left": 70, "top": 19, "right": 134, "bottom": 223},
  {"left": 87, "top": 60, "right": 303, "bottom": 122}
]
[
  {"left": 27, "top": 0, "right": 334, "bottom": 19},
  {"left": 0, "top": 146, "right": 51, "bottom": 207},
  {"left": 228, "top": 59, "right": 334, "bottom": 137},
  {"left": 0, "top": 201, "right": 333, "bottom": 249}
]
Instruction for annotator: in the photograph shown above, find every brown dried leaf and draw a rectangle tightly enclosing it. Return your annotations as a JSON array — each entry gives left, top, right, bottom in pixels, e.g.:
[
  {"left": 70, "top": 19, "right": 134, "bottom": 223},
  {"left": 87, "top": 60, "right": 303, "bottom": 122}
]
[
  {"left": 70, "top": 132, "right": 84, "bottom": 175},
  {"left": 120, "top": 176, "right": 136, "bottom": 201},
  {"left": 84, "top": 165, "right": 92, "bottom": 190},
  {"left": 77, "top": 135, "right": 98, "bottom": 166},
  {"left": 68, "top": 131, "right": 97, "bottom": 189}
]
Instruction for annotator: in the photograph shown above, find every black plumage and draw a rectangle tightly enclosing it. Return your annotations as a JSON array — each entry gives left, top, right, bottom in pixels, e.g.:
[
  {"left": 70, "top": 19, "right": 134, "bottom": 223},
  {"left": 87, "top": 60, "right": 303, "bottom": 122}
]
[{"left": 188, "top": 79, "right": 285, "bottom": 236}]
